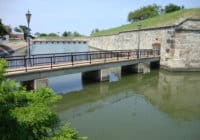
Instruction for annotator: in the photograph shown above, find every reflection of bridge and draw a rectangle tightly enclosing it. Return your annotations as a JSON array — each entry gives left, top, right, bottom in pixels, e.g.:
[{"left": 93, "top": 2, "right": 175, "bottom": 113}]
[{"left": 3, "top": 49, "right": 160, "bottom": 89}]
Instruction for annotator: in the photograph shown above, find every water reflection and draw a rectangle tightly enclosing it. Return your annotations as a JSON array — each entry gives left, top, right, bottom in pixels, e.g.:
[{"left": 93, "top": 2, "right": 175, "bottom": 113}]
[
  {"left": 143, "top": 71, "right": 200, "bottom": 121},
  {"left": 49, "top": 73, "right": 83, "bottom": 94},
  {"left": 54, "top": 71, "right": 200, "bottom": 121},
  {"left": 53, "top": 71, "right": 200, "bottom": 140}
]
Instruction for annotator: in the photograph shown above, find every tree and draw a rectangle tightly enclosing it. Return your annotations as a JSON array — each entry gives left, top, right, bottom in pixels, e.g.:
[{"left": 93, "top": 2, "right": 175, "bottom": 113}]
[
  {"left": 164, "top": 3, "right": 182, "bottom": 13},
  {"left": 14, "top": 27, "right": 22, "bottom": 33},
  {"left": 73, "top": 31, "right": 81, "bottom": 37},
  {"left": 62, "top": 31, "right": 82, "bottom": 37},
  {"left": 34, "top": 32, "right": 41, "bottom": 37},
  {"left": 0, "top": 59, "right": 87, "bottom": 140},
  {"left": 48, "top": 33, "right": 58, "bottom": 37},
  {"left": 39, "top": 33, "right": 48, "bottom": 37},
  {"left": 91, "top": 28, "right": 99, "bottom": 35},
  {"left": 0, "top": 19, "right": 8, "bottom": 38},
  {"left": 128, "top": 4, "right": 161, "bottom": 23},
  {"left": 14, "top": 25, "right": 29, "bottom": 40}
]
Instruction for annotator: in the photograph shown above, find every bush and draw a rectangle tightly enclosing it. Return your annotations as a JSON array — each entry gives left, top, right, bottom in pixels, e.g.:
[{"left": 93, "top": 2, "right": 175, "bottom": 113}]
[
  {"left": 164, "top": 3, "right": 182, "bottom": 13},
  {"left": 0, "top": 59, "right": 87, "bottom": 140},
  {"left": 128, "top": 4, "right": 160, "bottom": 22}
]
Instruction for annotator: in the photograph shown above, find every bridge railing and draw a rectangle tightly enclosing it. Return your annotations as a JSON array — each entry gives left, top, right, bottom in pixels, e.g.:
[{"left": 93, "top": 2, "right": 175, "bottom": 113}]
[{"left": 1, "top": 49, "right": 160, "bottom": 73}]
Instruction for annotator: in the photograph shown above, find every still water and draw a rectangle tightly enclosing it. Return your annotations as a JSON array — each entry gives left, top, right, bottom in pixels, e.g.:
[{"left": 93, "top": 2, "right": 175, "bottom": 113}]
[
  {"left": 30, "top": 42, "right": 88, "bottom": 54},
  {"left": 53, "top": 70, "right": 200, "bottom": 140}
]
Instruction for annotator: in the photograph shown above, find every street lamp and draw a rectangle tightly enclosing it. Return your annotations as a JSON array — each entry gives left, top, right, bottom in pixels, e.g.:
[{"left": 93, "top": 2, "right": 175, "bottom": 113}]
[
  {"left": 25, "top": 10, "right": 31, "bottom": 57},
  {"left": 137, "top": 24, "right": 141, "bottom": 59}
]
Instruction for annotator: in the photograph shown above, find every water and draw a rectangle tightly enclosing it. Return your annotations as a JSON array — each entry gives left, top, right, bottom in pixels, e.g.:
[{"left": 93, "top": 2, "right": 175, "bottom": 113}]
[
  {"left": 30, "top": 42, "right": 88, "bottom": 54},
  {"left": 53, "top": 70, "right": 200, "bottom": 140}
]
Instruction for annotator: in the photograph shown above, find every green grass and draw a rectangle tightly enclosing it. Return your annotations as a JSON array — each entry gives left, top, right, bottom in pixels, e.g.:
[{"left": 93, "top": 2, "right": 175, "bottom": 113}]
[{"left": 92, "top": 8, "right": 200, "bottom": 36}]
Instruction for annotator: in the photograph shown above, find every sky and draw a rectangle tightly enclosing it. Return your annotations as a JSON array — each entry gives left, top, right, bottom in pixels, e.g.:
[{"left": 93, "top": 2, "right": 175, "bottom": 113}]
[{"left": 0, "top": 0, "right": 200, "bottom": 35}]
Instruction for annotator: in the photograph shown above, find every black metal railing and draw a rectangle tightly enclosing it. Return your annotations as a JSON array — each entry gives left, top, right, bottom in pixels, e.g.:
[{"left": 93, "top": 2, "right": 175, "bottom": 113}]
[{"left": 1, "top": 49, "right": 160, "bottom": 73}]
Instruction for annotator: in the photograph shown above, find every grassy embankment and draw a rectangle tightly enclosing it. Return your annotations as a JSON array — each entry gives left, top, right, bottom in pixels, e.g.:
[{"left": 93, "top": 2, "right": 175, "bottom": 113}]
[{"left": 91, "top": 8, "right": 200, "bottom": 36}]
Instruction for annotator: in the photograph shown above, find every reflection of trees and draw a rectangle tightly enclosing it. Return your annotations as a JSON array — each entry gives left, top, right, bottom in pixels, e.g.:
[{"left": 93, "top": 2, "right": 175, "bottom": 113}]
[{"left": 143, "top": 71, "right": 200, "bottom": 121}]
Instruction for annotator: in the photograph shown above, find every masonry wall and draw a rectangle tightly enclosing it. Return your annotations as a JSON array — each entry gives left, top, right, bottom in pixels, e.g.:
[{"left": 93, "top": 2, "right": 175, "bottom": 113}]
[{"left": 88, "top": 19, "right": 200, "bottom": 71}]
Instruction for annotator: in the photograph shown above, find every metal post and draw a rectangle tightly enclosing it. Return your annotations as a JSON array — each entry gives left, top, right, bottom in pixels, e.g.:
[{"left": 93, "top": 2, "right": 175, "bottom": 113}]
[
  {"left": 71, "top": 53, "right": 74, "bottom": 65},
  {"left": 51, "top": 56, "right": 53, "bottom": 69},
  {"left": 137, "top": 24, "right": 141, "bottom": 59},
  {"left": 89, "top": 53, "right": 91, "bottom": 64}
]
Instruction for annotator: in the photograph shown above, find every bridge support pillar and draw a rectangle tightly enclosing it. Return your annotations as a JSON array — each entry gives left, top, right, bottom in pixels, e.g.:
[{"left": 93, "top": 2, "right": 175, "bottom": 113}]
[
  {"left": 100, "top": 67, "right": 121, "bottom": 82},
  {"left": 34, "top": 78, "right": 48, "bottom": 89},
  {"left": 82, "top": 67, "right": 121, "bottom": 82},
  {"left": 21, "top": 78, "right": 48, "bottom": 90},
  {"left": 135, "top": 63, "right": 150, "bottom": 73},
  {"left": 122, "top": 63, "right": 150, "bottom": 74}
]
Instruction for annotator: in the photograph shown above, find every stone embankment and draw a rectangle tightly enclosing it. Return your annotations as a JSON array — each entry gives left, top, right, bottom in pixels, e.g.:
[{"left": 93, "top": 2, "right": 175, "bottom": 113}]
[{"left": 88, "top": 19, "right": 200, "bottom": 71}]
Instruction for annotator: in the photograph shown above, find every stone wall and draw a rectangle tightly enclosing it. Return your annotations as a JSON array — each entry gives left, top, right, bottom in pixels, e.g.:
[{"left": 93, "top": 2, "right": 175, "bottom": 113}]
[{"left": 88, "top": 19, "right": 200, "bottom": 71}]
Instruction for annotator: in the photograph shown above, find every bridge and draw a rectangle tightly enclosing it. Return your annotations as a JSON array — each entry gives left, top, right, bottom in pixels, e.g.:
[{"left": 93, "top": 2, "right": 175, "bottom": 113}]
[{"left": 2, "top": 49, "right": 160, "bottom": 89}]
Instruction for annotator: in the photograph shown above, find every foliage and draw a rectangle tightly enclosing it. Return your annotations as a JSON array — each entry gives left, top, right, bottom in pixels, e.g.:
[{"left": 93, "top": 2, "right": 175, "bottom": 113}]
[
  {"left": 39, "top": 33, "right": 48, "bottom": 37},
  {"left": 91, "top": 28, "right": 99, "bottom": 35},
  {"left": 62, "top": 31, "right": 72, "bottom": 37},
  {"left": 0, "top": 19, "right": 8, "bottom": 38},
  {"left": 35, "top": 32, "right": 41, "bottom": 37},
  {"left": 164, "top": 3, "right": 183, "bottom": 13},
  {"left": 48, "top": 33, "right": 58, "bottom": 37},
  {"left": 73, "top": 31, "right": 81, "bottom": 37},
  {"left": 91, "top": 8, "right": 200, "bottom": 36},
  {"left": 14, "top": 25, "right": 29, "bottom": 40},
  {"left": 14, "top": 27, "right": 22, "bottom": 33},
  {"left": 0, "top": 59, "right": 87, "bottom": 140},
  {"left": 128, "top": 4, "right": 160, "bottom": 23},
  {"left": 14, "top": 25, "right": 28, "bottom": 33},
  {"left": 62, "top": 31, "right": 82, "bottom": 37},
  {"left": 43, "top": 124, "right": 87, "bottom": 140}
]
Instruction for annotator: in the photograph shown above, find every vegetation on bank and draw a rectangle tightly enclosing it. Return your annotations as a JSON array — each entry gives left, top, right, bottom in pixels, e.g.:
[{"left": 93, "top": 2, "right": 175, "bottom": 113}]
[
  {"left": 91, "top": 8, "right": 200, "bottom": 36},
  {"left": 0, "top": 59, "right": 87, "bottom": 140}
]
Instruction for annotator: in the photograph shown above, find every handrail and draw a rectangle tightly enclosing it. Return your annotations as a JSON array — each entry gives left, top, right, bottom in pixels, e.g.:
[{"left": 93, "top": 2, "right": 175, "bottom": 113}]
[{"left": 3, "top": 49, "right": 160, "bottom": 73}]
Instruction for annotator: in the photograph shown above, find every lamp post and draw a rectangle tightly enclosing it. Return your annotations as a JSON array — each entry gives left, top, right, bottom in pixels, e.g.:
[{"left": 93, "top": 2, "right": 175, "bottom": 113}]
[
  {"left": 137, "top": 24, "right": 141, "bottom": 59},
  {"left": 25, "top": 10, "right": 31, "bottom": 57}
]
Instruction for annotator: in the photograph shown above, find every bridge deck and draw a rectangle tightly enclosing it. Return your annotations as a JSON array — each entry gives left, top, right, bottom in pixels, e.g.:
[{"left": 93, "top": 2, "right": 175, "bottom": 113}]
[{"left": 3, "top": 50, "right": 160, "bottom": 77}]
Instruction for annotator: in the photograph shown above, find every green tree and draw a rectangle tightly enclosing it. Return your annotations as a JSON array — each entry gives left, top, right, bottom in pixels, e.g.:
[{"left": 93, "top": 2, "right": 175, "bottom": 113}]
[
  {"left": 14, "top": 25, "right": 29, "bottom": 40},
  {"left": 0, "top": 59, "right": 87, "bottom": 140},
  {"left": 14, "top": 27, "right": 22, "bottom": 33},
  {"left": 34, "top": 32, "right": 41, "bottom": 37},
  {"left": 14, "top": 25, "right": 28, "bottom": 33},
  {"left": 73, "top": 31, "right": 81, "bottom": 37},
  {"left": 128, "top": 4, "right": 161, "bottom": 23},
  {"left": 62, "top": 31, "right": 72, "bottom": 37},
  {"left": 0, "top": 19, "right": 8, "bottom": 38},
  {"left": 164, "top": 3, "right": 182, "bottom": 13},
  {"left": 48, "top": 33, "right": 58, "bottom": 37},
  {"left": 39, "top": 33, "right": 48, "bottom": 37},
  {"left": 91, "top": 28, "right": 99, "bottom": 35}
]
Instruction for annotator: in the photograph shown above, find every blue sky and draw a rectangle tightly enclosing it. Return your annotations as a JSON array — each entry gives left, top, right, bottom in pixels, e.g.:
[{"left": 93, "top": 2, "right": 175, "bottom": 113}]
[{"left": 0, "top": 0, "right": 200, "bottom": 35}]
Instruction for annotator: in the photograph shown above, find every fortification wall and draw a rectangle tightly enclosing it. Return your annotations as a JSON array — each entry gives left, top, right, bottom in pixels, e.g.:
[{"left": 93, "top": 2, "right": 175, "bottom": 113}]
[{"left": 88, "top": 19, "right": 200, "bottom": 71}]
